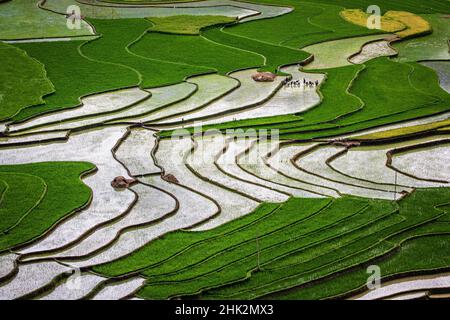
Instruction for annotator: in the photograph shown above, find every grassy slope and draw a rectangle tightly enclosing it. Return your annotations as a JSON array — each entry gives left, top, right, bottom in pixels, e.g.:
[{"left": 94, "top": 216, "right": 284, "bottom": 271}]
[
  {"left": 201, "top": 26, "right": 310, "bottom": 74},
  {"left": 92, "top": 197, "right": 383, "bottom": 299},
  {"left": 0, "top": 173, "right": 46, "bottom": 234},
  {"left": 140, "top": 199, "right": 392, "bottom": 299},
  {"left": 148, "top": 15, "right": 236, "bottom": 35},
  {"left": 131, "top": 31, "right": 264, "bottom": 75},
  {"left": 83, "top": 18, "right": 212, "bottom": 88},
  {"left": 155, "top": 2, "right": 448, "bottom": 139},
  {"left": 200, "top": 188, "right": 450, "bottom": 300},
  {"left": 393, "top": 14, "right": 450, "bottom": 62},
  {"left": 280, "top": 59, "right": 450, "bottom": 139},
  {"left": 11, "top": 17, "right": 222, "bottom": 122},
  {"left": 0, "top": 180, "right": 6, "bottom": 201},
  {"left": 0, "top": 0, "right": 92, "bottom": 40},
  {"left": 294, "top": 65, "right": 363, "bottom": 123},
  {"left": 265, "top": 211, "right": 450, "bottom": 299},
  {"left": 0, "top": 162, "right": 95, "bottom": 252},
  {"left": 1, "top": 0, "right": 448, "bottom": 301},
  {"left": 162, "top": 58, "right": 450, "bottom": 140},
  {"left": 295, "top": 58, "right": 449, "bottom": 131},
  {"left": 0, "top": 42, "right": 54, "bottom": 121},
  {"left": 223, "top": 1, "right": 381, "bottom": 49},
  {"left": 301, "top": 0, "right": 450, "bottom": 14},
  {"left": 11, "top": 14, "right": 302, "bottom": 122},
  {"left": 421, "top": 62, "right": 450, "bottom": 96},
  {"left": 93, "top": 188, "right": 450, "bottom": 300},
  {"left": 355, "top": 118, "right": 450, "bottom": 140},
  {"left": 12, "top": 41, "right": 138, "bottom": 122},
  {"left": 14, "top": 2, "right": 432, "bottom": 123},
  {"left": 336, "top": 59, "right": 437, "bottom": 124},
  {"left": 93, "top": 199, "right": 331, "bottom": 276}
]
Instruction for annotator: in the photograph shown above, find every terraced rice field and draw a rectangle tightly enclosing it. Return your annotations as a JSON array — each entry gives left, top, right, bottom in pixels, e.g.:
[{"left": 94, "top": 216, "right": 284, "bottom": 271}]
[{"left": 0, "top": 0, "right": 449, "bottom": 301}]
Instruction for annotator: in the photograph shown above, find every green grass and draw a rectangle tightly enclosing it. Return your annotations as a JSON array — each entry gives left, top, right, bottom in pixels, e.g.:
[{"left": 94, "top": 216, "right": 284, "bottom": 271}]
[
  {"left": 202, "top": 26, "right": 310, "bottom": 74},
  {"left": 93, "top": 195, "right": 427, "bottom": 299},
  {"left": 289, "top": 58, "right": 449, "bottom": 132},
  {"left": 162, "top": 58, "right": 450, "bottom": 141},
  {"left": 13, "top": 16, "right": 293, "bottom": 122},
  {"left": 141, "top": 199, "right": 391, "bottom": 299},
  {"left": 136, "top": 15, "right": 312, "bottom": 75},
  {"left": 97, "top": 184, "right": 445, "bottom": 300},
  {"left": 1, "top": 0, "right": 449, "bottom": 301},
  {"left": 333, "top": 59, "right": 438, "bottom": 124},
  {"left": 0, "top": 0, "right": 92, "bottom": 40},
  {"left": 213, "top": 0, "right": 448, "bottom": 52},
  {"left": 0, "top": 179, "right": 7, "bottom": 201},
  {"left": 222, "top": 1, "right": 381, "bottom": 49},
  {"left": 393, "top": 14, "right": 450, "bottom": 62},
  {"left": 159, "top": 63, "right": 363, "bottom": 137},
  {"left": 0, "top": 162, "right": 95, "bottom": 252},
  {"left": 301, "top": 0, "right": 450, "bottom": 14},
  {"left": 422, "top": 61, "right": 450, "bottom": 93},
  {"left": 265, "top": 208, "right": 450, "bottom": 300},
  {"left": 84, "top": 18, "right": 212, "bottom": 88},
  {"left": 354, "top": 118, "right": 450, "bottom": 140},
  {"left": 198, "top": 188, "right": 450, "bottom": 300},
  {"left": 294, "top": 65, "right": 364, "bottom": 124},
  {"left": 93, "top": 203, "right": 284, "bottom": 276},
  {"left": 0, "top": 42, "right": 54, "bottom": 121},
  {"left": 0, "top": 173, "right": 46, "bottom": 234},
  {"left": 131, "top": 31, "right": 264, "bottom": 75},
  {"left": 12, "top": 41, "right": 138, "bottom": 122},
  {"left": 277, "top": 59, "right": 450, "bottom": 140},
  {"left": 11, "top": 18, "right": 223, "bottom": 122},
  {"left": 93, "top": 198, "right": 331, "bottom": 277},
  {"left": 148, "top": 15, "right": 236, "bottom": 35}
]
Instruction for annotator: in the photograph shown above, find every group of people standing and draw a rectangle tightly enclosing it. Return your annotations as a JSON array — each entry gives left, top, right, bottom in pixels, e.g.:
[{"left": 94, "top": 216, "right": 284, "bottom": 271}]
[{"left": 282, "top": 78, "right": 319, "bottom": 88}]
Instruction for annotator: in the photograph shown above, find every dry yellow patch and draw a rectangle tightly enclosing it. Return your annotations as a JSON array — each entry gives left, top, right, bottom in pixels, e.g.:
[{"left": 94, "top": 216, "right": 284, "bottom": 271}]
[
  {"left": 438, "top": 126, "right": 450, "bottom": 132},
  {"left": 340, "top": 9, "right": 405, "bottom": 33},
  {"left": 355, "top": 119, "right": 450, "bottom": 140},
  {"left": 340, "top": 9, "right": 431, "bottom": 38},
  {"left": 384, "top": 11, "right": 431, "bottom": 38}
]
